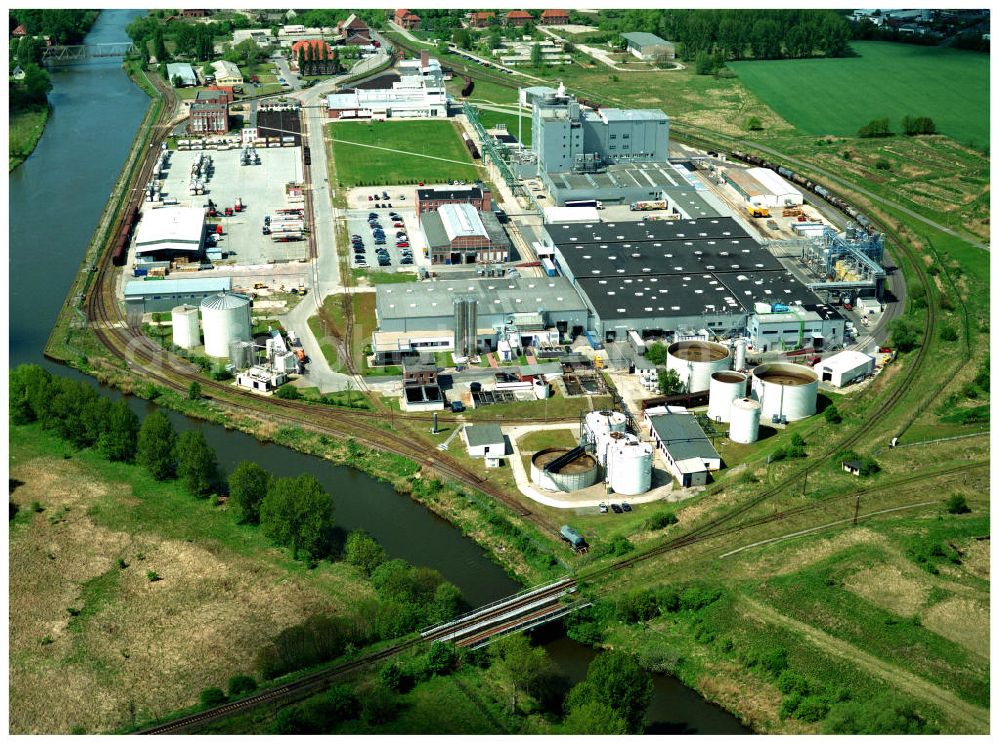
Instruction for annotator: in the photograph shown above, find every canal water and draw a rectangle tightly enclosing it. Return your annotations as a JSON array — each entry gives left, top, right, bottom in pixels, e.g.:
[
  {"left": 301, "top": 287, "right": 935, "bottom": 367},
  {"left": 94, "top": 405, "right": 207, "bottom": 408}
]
[{"left": 7, "top": 10, "right": 747, "bottom": 734}]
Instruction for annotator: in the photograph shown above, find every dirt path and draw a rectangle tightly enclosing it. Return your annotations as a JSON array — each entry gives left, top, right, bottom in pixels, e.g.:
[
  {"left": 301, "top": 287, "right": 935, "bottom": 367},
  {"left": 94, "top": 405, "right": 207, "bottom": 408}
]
[{"left": 737, "top": 596, "right": 990, "bottom": 734}]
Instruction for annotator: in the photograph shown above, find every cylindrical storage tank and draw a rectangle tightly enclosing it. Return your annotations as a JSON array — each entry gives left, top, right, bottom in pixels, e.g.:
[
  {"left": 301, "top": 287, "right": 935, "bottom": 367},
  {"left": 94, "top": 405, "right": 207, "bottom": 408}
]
[
  {"left": 595, "top": 430, "right": 631, "bottom": 467},
  {"left": 734, "top": 339, "right": 747, "bottom": 372},
  {"left": 584, "top": 410, "right": 627, "bottom": 445},
  {"left": 607, "top": 440, "right": 653, "bottom": 496},
  {"left": 229, "top": 340, "right": 254, "bottom": 370},
  {"left": 171, "top": 304, "right": 200, "bottom": 350},
  {"left": 729, "top": 397, "right": 761, "bottom": 444},
  {"left": 751, "top": 363, "right": 819, "bottom": 422},
  {"left": 200, "top": 292, "right": 252, "bottom": 359},
  {"left": 530, "top": 448, "right": 599, "bottom": 492},
  {"left": 533, "top": 379, "right": 551, "bottom": 400},
  {"left": 707, "top": 371, "right": 748, "bottom": 423},
  {"left": 667, "top": 341, "right": 731, "bottom": 393}
]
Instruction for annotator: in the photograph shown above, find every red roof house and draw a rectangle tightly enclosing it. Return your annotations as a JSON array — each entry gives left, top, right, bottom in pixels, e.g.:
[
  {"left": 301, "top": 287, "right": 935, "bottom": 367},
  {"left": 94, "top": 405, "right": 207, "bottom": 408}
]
[
  {"left": 394, "top": 9, "right": 421, "bottom": 30},
  {"left": 540, "top": 10, "right": 570, "bottom": 25},
  {"left": 337, "top": 13, "right": 370, "bottom": 40},
  {"left": 470, "top": 12, "right": 495, "bottom": 28},
  {"left": 291, "top": 38, "right": 335, "bottom": 67},
  {"left": 12, "top": 24, "right": 27, "bottom": 37},
  {"left": 505, "top": 10, "right": 533, "bottom": 27}
]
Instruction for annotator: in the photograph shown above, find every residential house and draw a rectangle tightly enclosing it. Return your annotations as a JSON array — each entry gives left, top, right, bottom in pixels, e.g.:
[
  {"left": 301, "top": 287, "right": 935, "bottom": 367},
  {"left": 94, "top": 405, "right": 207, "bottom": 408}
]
[
  {"left": 11, "top": 65, "right": 25, "bottom": 80},
  {"left": 211, "top": 59, "right": 243, "bottom": 86},
  {"left": 505, "top": 10, "right": 533, "bottom": 27},
  {"left": 337, "top": 13, "right": 371, "bottom": 42},
  {"left": 12, "top": 24, "right": 27, "bottom": 37},
  {"left": 394, "top": 9, "right": 421, "bottom": 30},
  {"left": 470, "top": 12, "right": 495, "bottom": 28},
  {"left": 540, "top": 10, "right": 570, "bottom": 25}
]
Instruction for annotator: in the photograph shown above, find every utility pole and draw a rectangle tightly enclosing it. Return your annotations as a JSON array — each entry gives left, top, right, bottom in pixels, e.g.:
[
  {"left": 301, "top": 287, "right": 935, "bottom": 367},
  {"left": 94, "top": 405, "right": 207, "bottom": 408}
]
[{"left": 853, "top": 493, "right": 861, "bottom": 525}]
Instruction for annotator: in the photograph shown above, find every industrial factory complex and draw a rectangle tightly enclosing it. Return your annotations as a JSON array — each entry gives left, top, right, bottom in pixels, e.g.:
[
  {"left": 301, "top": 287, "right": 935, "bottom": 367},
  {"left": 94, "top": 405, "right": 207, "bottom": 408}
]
[{"left": 113, "top": 40, "right": 892, "bottom": 515}]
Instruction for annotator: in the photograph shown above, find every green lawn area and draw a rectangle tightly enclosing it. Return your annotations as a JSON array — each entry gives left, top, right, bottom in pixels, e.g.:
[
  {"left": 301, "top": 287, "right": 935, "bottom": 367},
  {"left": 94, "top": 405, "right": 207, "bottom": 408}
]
[
  {"left": 351, "top": 269, "right": 419, "bottom": 284},
  {"left": 329, "top": 120, "right": 481, "bottom": 187},
  {"left": 308, "top": 292, "right": 402, "bottom": 376},
  {"left": 516, "top": 428, "right": 577, "bottom": 453},
  {"left": 472, "top": 108, "right": 532, "bottom": 147},
  {"left": 9, "top": 106, "right": 49, "bottom": 171},
  {"left": 731, "top": 42, "right": 990, "bottom": 149}
]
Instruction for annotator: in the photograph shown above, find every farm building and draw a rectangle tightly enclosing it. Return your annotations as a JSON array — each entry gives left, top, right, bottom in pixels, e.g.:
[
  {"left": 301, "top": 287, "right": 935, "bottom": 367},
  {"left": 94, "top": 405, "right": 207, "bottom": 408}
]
[
  {"left": 621, "top": 32, "right": 676, "bottom": 61},
  {"left": 419, "top": 203, "right": 512, "bottom": 264},
  {"left": 505, "top": 10, "right": 533, "bottom": 27},
  {"left": 816, "top": 350, "right": 875, "bottom": 387},
  {"left": 133, "top": 206, "right": 206, "bottom": 262},
  {"left": 462, "top": 424, "right": 506, "bottom": 458},
  {"left": 166, "top": 62, "right": 198, "bottom": 87},
  {"left": 540, "top": 10, "right": 570, "bottom": 25},
  {"left": 416, "top": 185, "right": 492, "bottom": 221},
  {"left": 124, "top": 277, "right": 231, "bottom": 315},
  {"left": 210, "top": 59, "right": 243, "bottom": 86},
  {"left": 646, "top": 412, "right": 721, "bottom": 487},
  {"left": 394, "top": 9, "right": 421, "bottom": 30}
]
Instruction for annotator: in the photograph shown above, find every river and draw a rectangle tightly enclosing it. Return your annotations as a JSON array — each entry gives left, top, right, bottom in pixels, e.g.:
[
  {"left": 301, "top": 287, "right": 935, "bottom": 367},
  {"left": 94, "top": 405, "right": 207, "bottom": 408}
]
[{"left": 7, "top": 9, "right": 747, "bottom": 734}]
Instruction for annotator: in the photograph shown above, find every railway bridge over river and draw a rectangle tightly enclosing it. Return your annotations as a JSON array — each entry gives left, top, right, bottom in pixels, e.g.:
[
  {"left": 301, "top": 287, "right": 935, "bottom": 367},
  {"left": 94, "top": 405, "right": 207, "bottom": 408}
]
[{"left": 41, "top": 42, "right": 136, "bottom": 65}]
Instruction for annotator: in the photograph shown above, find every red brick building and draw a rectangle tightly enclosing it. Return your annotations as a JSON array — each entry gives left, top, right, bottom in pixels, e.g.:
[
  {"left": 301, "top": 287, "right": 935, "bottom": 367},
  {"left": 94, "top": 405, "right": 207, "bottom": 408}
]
[
  {"left": 415, "top": 185, "right": 492, "bottom": 223},
  {"left": 394, "top": 9, "right": 421, "bottom": 30},
  {"left": 188, "top": 103, "right": 228, "bottom": 135},
  {"left": 470, "top": 12, "right": 495, "bottom": 28},
  {"left": 337, "top": 13, "right": 370, "bottom": 40},
  {"left": 540, "top": 10, "right": 570, "bottom": 25},
  {"left": 200, "top": 86, "right": 234, "bottom": 105},
  {"left": 505, "top": 10, "right": 533, "bottom": 27}
]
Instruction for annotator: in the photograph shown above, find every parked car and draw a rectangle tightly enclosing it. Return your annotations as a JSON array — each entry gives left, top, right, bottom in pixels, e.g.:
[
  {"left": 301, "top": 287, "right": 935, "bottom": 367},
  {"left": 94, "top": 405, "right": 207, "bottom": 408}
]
[
  {"left": 399, "top": 194, "right": 405, "bottom": 200},
  {"left": 621, "top": 502, "right": 631, "bottom": 513},
  {"left": 450, "top": 401, "right": 465, "bottom": 413},
  {"left": 611, "top": 503, "right": 623, "bottom": 514},
  {"left": 393, "top": 222, "right": 405, "bottom": 228},
  {"left": 598, "top": 502, "right": 608, "bottom": 514},
  {"left": 396, "top": 242, "right": 410, "bottom": 249},
  {"left": 400, "top": 257, "right": 413, "bottom": 265}
]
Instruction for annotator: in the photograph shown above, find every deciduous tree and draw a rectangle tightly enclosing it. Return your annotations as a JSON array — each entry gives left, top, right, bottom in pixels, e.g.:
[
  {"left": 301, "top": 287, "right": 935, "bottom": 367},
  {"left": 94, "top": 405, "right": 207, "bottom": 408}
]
[
  {"left": 137, "top": 410, "right": 177, "bottom": 480},
  {"left": 176, "top": 429, "right": 218, "bottom": 497},
  {"left": 228, "top": 461, "right": 270, "bottom": 524}
]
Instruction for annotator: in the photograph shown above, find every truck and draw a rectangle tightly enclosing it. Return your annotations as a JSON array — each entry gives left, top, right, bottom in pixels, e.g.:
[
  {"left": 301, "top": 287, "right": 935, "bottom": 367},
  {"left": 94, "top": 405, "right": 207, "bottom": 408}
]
[
  {"left": 541, "top": 257, "right": 557, "bottom": 277},
  {"left": 627, "top": 330, "right": 646, "bottom": 355},
  {"left": 234, "top": 197, "right": 243, "bottom": 212},
  {"left": 747, "top": 205, "right": 770, "bottom": 218},
  {"left": 565, "top": 199, "right": 603, "bottom": 209},
  {"left": 630, "top": 199, "right": 668, "bottom": 211}
]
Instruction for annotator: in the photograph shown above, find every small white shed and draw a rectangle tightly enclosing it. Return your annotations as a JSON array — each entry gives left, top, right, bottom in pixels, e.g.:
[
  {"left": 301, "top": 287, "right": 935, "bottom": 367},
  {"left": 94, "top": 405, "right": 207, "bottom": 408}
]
[
  {"left": 462, "top": 424, "right": 506, "bottom": 458},
  {"left": 816, "top": 350, "right": 875, "bottom": 387}
]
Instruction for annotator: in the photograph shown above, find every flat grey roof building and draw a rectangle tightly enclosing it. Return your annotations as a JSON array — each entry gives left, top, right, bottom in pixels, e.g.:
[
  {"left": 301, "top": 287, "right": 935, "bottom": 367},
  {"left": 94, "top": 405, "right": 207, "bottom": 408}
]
[
  {"left": 544, "top": 216, "right": 750, "bottom": 245},
  {"left": 621, "top": 32, "right": 676, "bottom": 60},
  {"left": 166, "top": 62, "right": 197, "bottom": 86},
  {"left": 463, "top": 423, "right": 505, "bottom": 448},
  {"left": 647, "top": 413, "right": 720, "bottom": 463}
]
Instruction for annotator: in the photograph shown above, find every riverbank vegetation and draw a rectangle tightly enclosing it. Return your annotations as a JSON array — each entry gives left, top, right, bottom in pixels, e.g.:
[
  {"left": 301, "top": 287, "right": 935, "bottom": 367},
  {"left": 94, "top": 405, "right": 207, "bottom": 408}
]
[{"left": 8, "top": 366, "right": 468, "bottom": 734}]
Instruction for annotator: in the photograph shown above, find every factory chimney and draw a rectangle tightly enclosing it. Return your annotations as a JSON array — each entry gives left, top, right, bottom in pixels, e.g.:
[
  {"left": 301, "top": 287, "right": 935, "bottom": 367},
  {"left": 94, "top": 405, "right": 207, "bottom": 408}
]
[{"left": 420, "top": 50, "right": 429, "bottom": 69}]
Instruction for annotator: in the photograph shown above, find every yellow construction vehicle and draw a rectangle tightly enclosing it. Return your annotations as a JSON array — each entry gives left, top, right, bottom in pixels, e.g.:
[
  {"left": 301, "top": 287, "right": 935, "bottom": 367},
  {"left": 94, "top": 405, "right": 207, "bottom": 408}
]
[{"left": 746, "top": 205, "right": 770, "bottom": 218}]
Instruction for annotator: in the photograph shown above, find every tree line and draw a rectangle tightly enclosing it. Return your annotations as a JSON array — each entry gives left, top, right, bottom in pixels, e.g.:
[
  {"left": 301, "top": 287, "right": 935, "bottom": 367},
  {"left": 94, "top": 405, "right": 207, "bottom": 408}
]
[
  {"left": 295, "top": 42, "right": 341, "bottom": 76},
  {"left": 587, "top": 9, "right": 852, "bottom": 62},
  {"left": 8, "top": 9, "right": 99, "bottom": 44},
  {"left": 858, "top": 115, "right": 937, "bottom": 138},
  {"left": 8, "top": 36, "right": 52, "bottom": 114}
]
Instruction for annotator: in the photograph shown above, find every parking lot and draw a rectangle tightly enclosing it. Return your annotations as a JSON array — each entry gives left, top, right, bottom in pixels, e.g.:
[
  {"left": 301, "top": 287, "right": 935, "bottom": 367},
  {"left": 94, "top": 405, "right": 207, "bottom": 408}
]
[
  {"left": 158, "top": 146, "right": 307, "bottom": 265},
  {"left": 344, "top": 185, "right": 431, "bottom": 273}
]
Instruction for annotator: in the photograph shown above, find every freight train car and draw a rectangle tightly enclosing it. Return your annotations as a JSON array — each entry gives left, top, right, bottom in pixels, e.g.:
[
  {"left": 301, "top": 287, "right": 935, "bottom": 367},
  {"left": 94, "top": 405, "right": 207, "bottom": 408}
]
[
  {"left": 462, "top": 132, "right": 481, "bottom": 160},
  {"left": 111, "top": 205, "right": 141, "bottom": 267}
]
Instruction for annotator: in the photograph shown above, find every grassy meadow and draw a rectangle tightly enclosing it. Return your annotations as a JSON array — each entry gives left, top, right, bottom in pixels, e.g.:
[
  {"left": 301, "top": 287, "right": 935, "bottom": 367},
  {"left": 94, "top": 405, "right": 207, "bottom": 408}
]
[
  {"left": 9, "top": 106, "right": 49, "bottom": 171},
  {"left": 329, "top": 120, "right": 481, "bottom": 186},
  {"left": 731, "top": 42, "right": 989, "bottom": 149}
]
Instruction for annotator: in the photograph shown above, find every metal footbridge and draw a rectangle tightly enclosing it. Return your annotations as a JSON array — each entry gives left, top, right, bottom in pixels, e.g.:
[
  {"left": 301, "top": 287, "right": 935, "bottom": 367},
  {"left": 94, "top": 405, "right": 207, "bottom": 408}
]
[{"left": 420, "top": 577, "right": 588, "bottom": 649}]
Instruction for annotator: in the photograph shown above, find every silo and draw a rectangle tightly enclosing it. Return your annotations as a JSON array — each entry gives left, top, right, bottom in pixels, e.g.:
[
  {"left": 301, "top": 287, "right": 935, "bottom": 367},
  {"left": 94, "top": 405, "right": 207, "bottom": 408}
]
[
  {"left": 734, "top": 339, "right": 747, "bottom": 372},
  {"left": 531, "top": 448, "right": 599, "bottom": 492},
  {"left": 667, "top": 341, "right": 731, "bottom": 393},
  {"left": 200, "top": 292, "right": 252, "bottom": 359},
  {"left": 729, "top": 397, "right": 761, "bottom": 444},
  {"left": 595, "top": 430, "right": 630, "bottom": 467},
  {"left": 707, "top": 371, "right": 748, "bottom": 423},
  {"left": 533, "top": 378, "right": 551, "bottom": 400},
  {"left": 751, "top": 362, "right": 819, "bottom": 422},
  {"left": 607, "top": 439, "right": 653, "bottom": 496},
  {"left": 171, "top": 305, "right": 200, "bottom": 350},
  {"left": 453, "top": 296, "right": 478, "bottom": 359},
  {"left": 583, "top": 410, "right": 627, "bottom": 446},
  {"left": 229, "top": 340, "right": 255, "bottom": 370}
]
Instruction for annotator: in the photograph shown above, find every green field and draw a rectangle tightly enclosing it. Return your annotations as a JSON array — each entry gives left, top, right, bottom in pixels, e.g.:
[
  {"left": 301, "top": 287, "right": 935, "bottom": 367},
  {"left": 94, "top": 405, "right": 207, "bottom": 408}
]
[
  {"left": 473, "top": 108, "right": 532, "bottom": 147},
  {"left": 731, "top": 42, "right": 989, "bottom": 148},
  {"left": 9, "top": 106, "right": 49, "bottom": 171},
  {"left": 329, "top": 120, "right": 480, "bottom": 186}
]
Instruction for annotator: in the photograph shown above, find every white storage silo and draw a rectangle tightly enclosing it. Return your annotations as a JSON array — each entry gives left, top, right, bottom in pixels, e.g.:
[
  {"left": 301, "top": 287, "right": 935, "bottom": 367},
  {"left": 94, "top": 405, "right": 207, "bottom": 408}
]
[
  {"left": 533, "top": 378, "right": 551, "bottom": 400},
  {"left": 201, "top": 292, "right": 252, "bottom": 359},
  {"left": 584, "top": 410, "right": 627, "bottom": 445},
  {"left": 729, "top": 397, "right": 761, "bottom": 444},
  {"left": 667, "top": 341, "right": 731, "bottom": 393},
  {"left": 734, "top": 339, "right": 747, "bottom": 372},
  {"left": 751, "top": 362, "right": 819, "bottom": 422},
  {"left": 595, "top": 430, "right": 630, "bottom": 467},
  {"left": 707, "top": 371, "right": 748, "bottom": 423},
  {"left": 171, "top": 305, "right": 200, "bottom": 350},
  {"left": 607, "top": 439, "right": 653, "bottom": 496}
]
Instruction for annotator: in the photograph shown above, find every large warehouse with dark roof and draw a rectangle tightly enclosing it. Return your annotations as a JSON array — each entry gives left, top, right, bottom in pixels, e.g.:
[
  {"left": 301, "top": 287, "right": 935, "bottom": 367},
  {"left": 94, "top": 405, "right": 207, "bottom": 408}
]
[{"left": 544, "top": 217, "right": 845, "bottom": 347}]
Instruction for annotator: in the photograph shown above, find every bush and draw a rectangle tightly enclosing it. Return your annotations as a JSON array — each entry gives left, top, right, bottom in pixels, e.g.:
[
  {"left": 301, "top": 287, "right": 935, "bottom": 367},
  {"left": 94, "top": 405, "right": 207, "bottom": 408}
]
[
  {"left": 824, "top": 405, "right": 842, "bottom": 424},
  {"left": 227, "top": 674, "right": 257, "bottom": 698},
  {"left": 146, "top": 570, "right": 160, "bottom": 582},
  {"left": 645, "top": 341, "right": 668, "bottom": 365},
  {"left": 274, "top": 384, "right": 302, "bottom": 400},
  {"left": 199, "top": 687, "right": 227, "bottom": 708},
  {"left": 615, "top": 589, "right": 660, "bottom": 624},
  {"left": 606, "top": 536, "right": 634, "bottom": 557},
  {"left": 641, "top": 510, "right": 678, "bottom": 531},
  {"left": 255, "top": 614, "right": 358, "bottom": 680},
  {"left": 939, "top": 325, "right": 958, "bottom": 342},
  {"left": 823, "top": 695, "right": 936, "bottom": 734},
  {"left": 361, "top": 685, "right": 399, "bottom": 725},
  {"left": 945, "top": 494, "right": 970, "bottom": 515},
  {"left": 777, "top": 670, "right": 811, "bottom": 696},
  {"left": 425, "top": 641, "right": 459, "bottom": 676},
  {"left": 739, "top": 644, "right": 788, "bottom": 676},
  {"left": 874, "top": 158, "right": 891, "bottom": 170},
  {"left": 889, "top": 318, "right": 921, "bottom": 351},
  {"left": 857, "top": 117, "right": 891, "bottom": 138},
  {"left": 744, "top": 115, "right": 763, "bottom": 131}
]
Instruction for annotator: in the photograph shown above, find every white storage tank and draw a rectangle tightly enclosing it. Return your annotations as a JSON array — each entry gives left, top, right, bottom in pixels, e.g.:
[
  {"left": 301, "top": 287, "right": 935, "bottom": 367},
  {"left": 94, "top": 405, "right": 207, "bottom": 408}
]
[
  {"left": 707, "top": 371, "right": 747, "bottom": 423},
  {"left": 729, "top": 397, "right": 761, "bottom": 444},
  {"left": 171, "top": 304, "right": 200, "bottom": 350},
  {"left": 595, "top": 430, "right": 631, "bottom": 467},
  {"left": 229, "top": 340, "right": 255, "bottom": 370},
  {"left": 584, "top": 410, "right": 627, "bottom": 445},
  {"left": 201, "top": 292, "right": 252, "bottom": 359},
  {"left": 667, "top": 341, "right": 731, "bottom": 393},
  {"left": 533, "top": 378, "right": 551, "bottom": 400},
  {"left": 734, "top": 338, "right": 747, "bottom": 372},
  {"left": 607, "top": 438, "right": 653, "bottom": 496},
  {"left": 751, "top": 362, "right": 819, "bottom": 422}
]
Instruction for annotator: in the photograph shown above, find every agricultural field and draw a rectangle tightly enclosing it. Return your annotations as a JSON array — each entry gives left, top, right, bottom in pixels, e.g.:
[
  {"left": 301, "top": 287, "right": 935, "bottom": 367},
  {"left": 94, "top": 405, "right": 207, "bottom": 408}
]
[
  {"left": 8, "top": 424, "right": 373, "bottom": 735},
  {"left": 328, "top": 120, "right": 481, "bottom": 187},
  {"left": 731, "top": 42, "right": 989, "bottom": 149}
]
